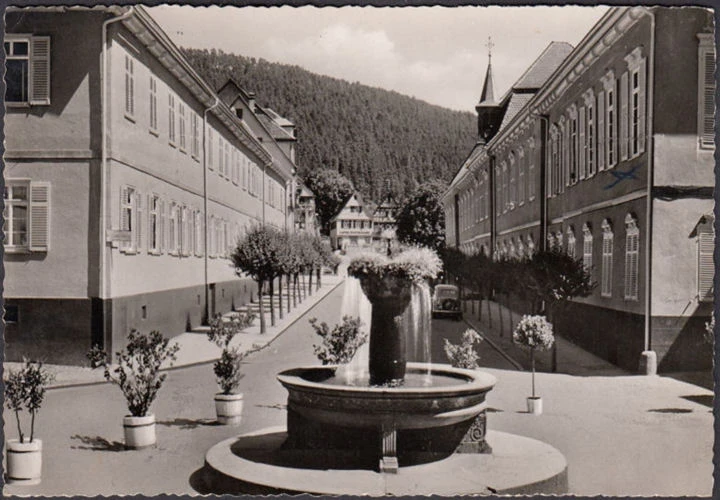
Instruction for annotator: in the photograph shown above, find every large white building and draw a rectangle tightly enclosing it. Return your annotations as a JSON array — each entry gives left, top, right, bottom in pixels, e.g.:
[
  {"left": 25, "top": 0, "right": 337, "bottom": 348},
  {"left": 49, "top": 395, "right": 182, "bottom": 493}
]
[{"left": 3, "top": 6, "right": 299, "bottom": 364}]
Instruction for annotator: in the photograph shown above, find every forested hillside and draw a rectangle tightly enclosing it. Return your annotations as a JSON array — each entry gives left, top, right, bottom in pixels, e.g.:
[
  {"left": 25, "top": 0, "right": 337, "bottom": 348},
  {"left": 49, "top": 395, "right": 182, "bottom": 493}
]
[{"left": 183, "top": 48, "right": 477, "bottom": 202}]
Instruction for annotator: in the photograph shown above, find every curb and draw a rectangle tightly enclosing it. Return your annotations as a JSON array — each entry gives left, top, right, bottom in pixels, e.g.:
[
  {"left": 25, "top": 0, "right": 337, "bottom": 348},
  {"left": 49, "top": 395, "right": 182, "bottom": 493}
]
[
  {"left": 43, "top": 278, "right": 345, "bottom": 392},
  {"left": 463, "top": 317, "right": 525, "bottom": 372}
]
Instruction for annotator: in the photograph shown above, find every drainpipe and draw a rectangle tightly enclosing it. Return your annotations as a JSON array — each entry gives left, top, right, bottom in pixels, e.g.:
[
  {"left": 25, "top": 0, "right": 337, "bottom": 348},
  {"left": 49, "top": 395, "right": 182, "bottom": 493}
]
[
  {"left": 489, "top": 155, "right": 497, "bottom": 259},
  {"left": 202, "top": 97, "right": 221, "bottom": 324},
  {"left": 100, "top": 6, "right": 134, "bottom": 343},
  {"left": 642, "top": 8, "right": 656, "bottom": 370},
  {"left": 262, "top": 162, "right": 267, "bottom": 225},
  {"left": 537, "top": 114, "right": 550, "bottom": 251}
]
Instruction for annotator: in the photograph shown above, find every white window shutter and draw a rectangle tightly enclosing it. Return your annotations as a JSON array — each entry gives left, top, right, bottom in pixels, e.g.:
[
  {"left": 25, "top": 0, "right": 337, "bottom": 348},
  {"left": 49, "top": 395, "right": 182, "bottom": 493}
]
[
  {"left": 700, "top": 50, "right": 716, "bottom": 148},
  {"left": 29, "top": 36, "right": 51, "bottom": 105},
  {"left": 699, "top": 232, "right": 714, "bottom": 300},
  {"left": 637, "top": 58, "right": 647, "bottom": 154},
  {"left": 597, "top": 91, "right": 606, "bottom": 171},
  {"left": 620, "top": 71, "right": 629, "bottom": 161},
  {"left": 135, "top": 192, "right": 143, "bottom": 252},
  {"left": 29, "top": 182, "right": 50, "bottom": 251},
  {"left": 579, "top": 106, "right": 586, "bottom": 179}
]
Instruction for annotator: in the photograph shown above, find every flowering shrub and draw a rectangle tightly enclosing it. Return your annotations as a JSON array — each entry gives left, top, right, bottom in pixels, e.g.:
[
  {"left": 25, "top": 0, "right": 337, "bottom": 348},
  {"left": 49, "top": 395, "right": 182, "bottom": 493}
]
[
  {"left": 214, "top": 347, "right": 245, "bottom": 395},
  {"left": 310, "top": 316, "right": 368, "bottom": 365},
  {"left": 206, "top": 312, "right": 255, "bottom": 394},
  {"left": 444, "top": 329, "right": 483, "bottom": 369},
  {"left": 512, "top": 315, "right": 554, "bottom": 352},
  {"left": 5, "top": 360, "right": 54, "bottom": 443},
  {"left": 88, "top": 330, "right": 180, "bottom": 417},
  {"left": 347, "top": 246, "right": 442, "bottom": 283},
  {"left": 705, "top": 313, "right": 715, "bottom": 345}
]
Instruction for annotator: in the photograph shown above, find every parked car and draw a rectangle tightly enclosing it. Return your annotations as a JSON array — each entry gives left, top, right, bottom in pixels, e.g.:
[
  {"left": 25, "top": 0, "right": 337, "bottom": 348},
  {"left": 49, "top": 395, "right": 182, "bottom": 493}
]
[{"left": 431, "top": 284, "right": 462, "bottom": 320}]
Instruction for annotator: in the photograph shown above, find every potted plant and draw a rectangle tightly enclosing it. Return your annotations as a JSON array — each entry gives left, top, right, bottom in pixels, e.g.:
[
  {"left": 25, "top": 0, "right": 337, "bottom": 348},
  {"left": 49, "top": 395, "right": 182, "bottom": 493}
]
[
  {"left": 206, "top": 312, "right": 255, "bottom": 425},
  {"left": 309, "top": 315, "right": 367, "bottom": 366},
  {"left": 512, "top": 315, "right": 554, "bottom": 415},
  {"left": 443, "top": 328, "right": 483, "bottom": 369},
  {"left": 87, "top": 330, "right": 180, "bottom": 448},
  {"left": 4, "top": 360, "right": 54, "bottom": 485}
]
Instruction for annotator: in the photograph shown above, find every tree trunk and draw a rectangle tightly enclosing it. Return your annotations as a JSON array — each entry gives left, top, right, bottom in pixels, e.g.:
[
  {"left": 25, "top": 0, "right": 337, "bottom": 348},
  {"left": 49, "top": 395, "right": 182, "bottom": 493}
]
[
  {"left": 287, "top": 274, "right": 292, "bottom": 311},
  {"left": 15, "top": 409, "right": 24, "bottom": 443},
  {"left": 258, "top": 280, "right": 266, "bottom": 334},
  {"left": 292, "top": 274, "right": 297, "bottom": 308},
  {"left": 531, "top": 349, "right": 536, "bottom": 398},
  {"left": 278, "top": 275, "right": 284, "bottom": 320},
  {"left": 498, "top": 298, "right": 504, "bottom": 337},
  {"left": 308, "top": 269, "right": 313, "bottom": 295},
  {"left": 317, "top": 268, "right": 321, "bottom": 290},
  {"left": 269, "top": 278, "right": 276, "bottom": 327}
]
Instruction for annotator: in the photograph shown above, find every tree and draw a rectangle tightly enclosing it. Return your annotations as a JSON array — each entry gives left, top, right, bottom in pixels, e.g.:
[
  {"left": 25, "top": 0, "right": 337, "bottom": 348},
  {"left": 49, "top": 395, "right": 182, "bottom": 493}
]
[
  {"left": 232, "top": 225, "right": 285, "bottom": 334},
  {"left": 524, "top": 248, "right": 596, "bottom": 371},
  {"left": 304, "top": 169, "right": 355, "bottom": 235},
  {"left": 395, "top": 180, "right": 448, "bottom": 252}
]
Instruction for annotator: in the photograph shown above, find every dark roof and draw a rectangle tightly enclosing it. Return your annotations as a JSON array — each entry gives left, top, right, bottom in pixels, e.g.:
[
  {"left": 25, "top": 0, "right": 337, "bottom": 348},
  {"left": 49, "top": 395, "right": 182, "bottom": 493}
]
[
  {"left": 477, "top": 59, "right": 496, "bottom": 106},
  {"left": 499, "top": 93, "right": 534, "bottom": 131},
  {"left": 256, "top": 108, "right": 294, "bottom": 141},
  {"left": 512, "top": 41, "right": 574, "bottom": 90}
]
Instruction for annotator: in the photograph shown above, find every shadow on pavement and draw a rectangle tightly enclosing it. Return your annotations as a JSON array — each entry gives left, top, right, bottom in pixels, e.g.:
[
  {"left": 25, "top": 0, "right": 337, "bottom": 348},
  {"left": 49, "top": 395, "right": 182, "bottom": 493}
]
[
  {"left": 157, "top": 417, "right": 220, "bottom": 429},
  {"left": 647, "top": 408, "right": 694, "bottom": 414},
  {"left": 70, "top": 434, "right": 126, "bottom": 452},
  {"left": 680, "top": 394, "right": 713, "bottom": 408}
]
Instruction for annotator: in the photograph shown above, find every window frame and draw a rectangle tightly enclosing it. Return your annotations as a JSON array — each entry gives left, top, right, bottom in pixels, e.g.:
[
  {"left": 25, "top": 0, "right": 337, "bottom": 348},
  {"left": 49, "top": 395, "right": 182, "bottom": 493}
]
[
  {"left": 582, "top": 223, "right": 593, "bottom": 271},
  {"left": 149, "top": 76, "right": 158, "bottom": 135},
  {"left": 697, "top": 33, "right": 716, "bottom": 150},
  {"left": 624, "top": 214, "right": 640, "bottom": 301},
  {"left": 124, "top": 54, "right": 135, "bottom": 121},
  {"left": 5, "top": 34, "right": 51, "bottom": 107},
  {"left": 601, "top": 219, "right": 614, "bottom": 297}
]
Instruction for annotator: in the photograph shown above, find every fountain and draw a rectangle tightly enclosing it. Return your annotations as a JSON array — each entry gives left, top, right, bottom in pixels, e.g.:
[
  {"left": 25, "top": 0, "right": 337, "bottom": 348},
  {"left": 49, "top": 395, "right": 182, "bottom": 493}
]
[{"left": 202, "top": 248, "right": 568, "bottom": 495}]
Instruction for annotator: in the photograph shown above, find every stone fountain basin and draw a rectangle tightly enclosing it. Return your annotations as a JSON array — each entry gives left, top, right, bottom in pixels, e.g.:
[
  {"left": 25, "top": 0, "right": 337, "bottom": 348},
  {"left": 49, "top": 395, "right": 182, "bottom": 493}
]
[{"left": 277, "top": 362, "right": 497, "bottom": 430}]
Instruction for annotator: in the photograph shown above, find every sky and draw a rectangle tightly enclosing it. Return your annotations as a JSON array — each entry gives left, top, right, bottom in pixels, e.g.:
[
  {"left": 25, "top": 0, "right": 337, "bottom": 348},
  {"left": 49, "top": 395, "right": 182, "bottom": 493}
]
[{"left": 149, "top": 5, "right": 609, "bottom": 113}]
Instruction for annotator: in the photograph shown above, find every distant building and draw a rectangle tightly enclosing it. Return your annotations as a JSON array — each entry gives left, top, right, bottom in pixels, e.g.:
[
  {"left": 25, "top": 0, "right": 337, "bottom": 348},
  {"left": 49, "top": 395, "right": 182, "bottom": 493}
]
[
  {"left": 329, "top": 194, "right": 374, "bottom": 251},
  {"left": 443, "top": 7, "right": 715, "bottom": 373},
  {"left": 3, "top": 6, "right": 298, "bottom": 364},
  {"left": 294, "top": 182, "right": 318, "bottom": 234},
  {"left": 372, "top": 194, "right": 398, "bottom": 247}
]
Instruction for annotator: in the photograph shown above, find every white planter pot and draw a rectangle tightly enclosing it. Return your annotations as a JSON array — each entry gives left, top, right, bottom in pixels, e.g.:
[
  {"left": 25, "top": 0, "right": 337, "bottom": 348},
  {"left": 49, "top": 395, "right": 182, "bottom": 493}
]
[
  {"left": 6, "top": 439, "right": 42, "bottom": 485},
  {"left": 527, "top": 396, "right": 543, "bottom": 415},
  {"left": 123, "top": 414, "right": 156, "bottom": 449},
  {"left": 215, "top": 392, "right": 244, "bottom": 425}
]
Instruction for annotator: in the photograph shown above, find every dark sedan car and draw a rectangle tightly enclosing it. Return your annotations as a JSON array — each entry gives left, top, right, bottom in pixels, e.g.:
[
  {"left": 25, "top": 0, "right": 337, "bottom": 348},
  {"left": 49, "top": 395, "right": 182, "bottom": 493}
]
[{"left": 431, "top": 284, "right": 462, "bottom": 320}]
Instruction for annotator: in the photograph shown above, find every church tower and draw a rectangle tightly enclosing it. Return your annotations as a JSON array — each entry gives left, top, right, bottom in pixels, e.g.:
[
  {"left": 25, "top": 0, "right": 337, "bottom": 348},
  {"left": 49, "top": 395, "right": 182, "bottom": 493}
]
[{"left": 475, "top": 37, "right": 504, "bottom": 144}]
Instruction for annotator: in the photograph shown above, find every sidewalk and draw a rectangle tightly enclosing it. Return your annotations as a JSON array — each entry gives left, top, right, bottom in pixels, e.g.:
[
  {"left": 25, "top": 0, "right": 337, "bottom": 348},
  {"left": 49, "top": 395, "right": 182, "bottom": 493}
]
[
  {"left": 3, "top": 275, "right": 344, "bottom": 389},
  {"left": 462, "top": 299, "right": 628, "bottom": 377}
]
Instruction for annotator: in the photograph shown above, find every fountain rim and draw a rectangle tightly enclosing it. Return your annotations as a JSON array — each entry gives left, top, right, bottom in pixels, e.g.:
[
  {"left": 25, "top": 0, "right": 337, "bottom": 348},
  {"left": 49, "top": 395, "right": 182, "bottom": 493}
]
[{"left": 277, "top": 362, "right": 497, "bottom": 397}]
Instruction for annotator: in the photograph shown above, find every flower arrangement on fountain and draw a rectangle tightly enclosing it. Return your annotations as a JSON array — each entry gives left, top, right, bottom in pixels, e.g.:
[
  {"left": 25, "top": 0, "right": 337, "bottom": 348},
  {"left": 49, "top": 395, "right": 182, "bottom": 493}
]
[
  {"left": 512, "top": 315, "right": 554, "bottom": 414},
  {"left": 347, "top": 246, "right": 442, "bottom": 284},
  {"left": 444, "top": 329, "right": 483, "bottom": 369}
]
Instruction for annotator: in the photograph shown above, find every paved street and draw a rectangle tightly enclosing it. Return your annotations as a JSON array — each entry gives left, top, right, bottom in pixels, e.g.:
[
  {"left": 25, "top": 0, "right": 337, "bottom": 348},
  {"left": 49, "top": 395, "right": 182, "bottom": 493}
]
[{"left": 3, "top": 279, "right": 714, "bottom": 497}]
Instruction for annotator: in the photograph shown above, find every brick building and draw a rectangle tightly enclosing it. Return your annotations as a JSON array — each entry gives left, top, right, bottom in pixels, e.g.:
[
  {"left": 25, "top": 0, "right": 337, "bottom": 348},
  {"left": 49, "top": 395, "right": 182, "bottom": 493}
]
[{"left": 443, "top": 6, "right": 715, "bottom": 372}]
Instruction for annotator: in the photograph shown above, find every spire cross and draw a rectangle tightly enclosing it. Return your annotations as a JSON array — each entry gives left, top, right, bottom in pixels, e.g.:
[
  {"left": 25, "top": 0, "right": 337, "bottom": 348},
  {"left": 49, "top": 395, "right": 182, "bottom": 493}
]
[{"left": 486, "top": 36, "right": 495, "bottom": 61}]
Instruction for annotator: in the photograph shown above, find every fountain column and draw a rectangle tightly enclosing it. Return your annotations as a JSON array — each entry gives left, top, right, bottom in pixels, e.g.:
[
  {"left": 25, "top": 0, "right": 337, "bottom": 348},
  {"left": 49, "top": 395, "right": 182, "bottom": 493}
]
[{"left": 359, "top": 275, "right": 413, "bottom": 386}]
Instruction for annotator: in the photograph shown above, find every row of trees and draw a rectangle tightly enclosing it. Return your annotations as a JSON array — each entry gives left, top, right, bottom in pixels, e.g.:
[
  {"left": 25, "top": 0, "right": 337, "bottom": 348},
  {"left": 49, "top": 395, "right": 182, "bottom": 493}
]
[
  {"left": 441, "top": 247, "right": 596, "bottom": 370},
  {"left": 232, "top": 226, "right": 340, "bottom": 334}
]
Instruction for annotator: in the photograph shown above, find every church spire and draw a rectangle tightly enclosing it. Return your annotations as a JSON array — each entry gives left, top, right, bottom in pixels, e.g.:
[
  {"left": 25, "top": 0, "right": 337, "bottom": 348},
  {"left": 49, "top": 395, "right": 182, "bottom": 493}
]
[
  {"left": 478, "top": 36, "right": 496, "bottom": 105},
  {"left": 475, "top": 36, "right": 502, "bottom": 145}
]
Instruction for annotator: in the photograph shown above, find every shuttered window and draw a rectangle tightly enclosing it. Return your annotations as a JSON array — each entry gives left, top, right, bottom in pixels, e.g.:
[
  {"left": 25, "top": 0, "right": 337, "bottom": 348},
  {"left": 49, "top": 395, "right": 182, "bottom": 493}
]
[
  {"left": 601, "top": 219, "right": 613, "bottom": 297},
  {"left": 569, "top": 108, "right": 578, "bottom": 184},
  {"left": 528, "top": 138, "right": 536, "bottom": 201},
  {"left": 178, "top": 102, "right": 187, "bottom": 151},
  {"left": 218, "top": 137, "right": 225, "bottom": 177},
  {"left": 208, "top": 129, "right": 214, "bottom": 169},
  {"left": 586, "top": 98, "right": 596, "bottom": 176},
  {"left": 149, "top": 194, "right": 161, "bottom": 254},
  {"left": 120, "top": 186, "right": 136, "bottom": 253},
  {"left": 619, "top": 71, "right": 629, "bottom": 161},
  {"left": 566, "top": 227, "right": 576, "bottom": 259},
  {"left": 194, "top": 210, "right": 203, "bottom": 256},
  {"left": 604, "top": 74, "right": 618, "bottom": 168},
  {"left": 578, "top": 106, "right": 586, "bottom": 180},
  {"left": 698, "top": 34, "right": 716, "bottom": 149},
  {"left": 509, "top": 155, "right": 517, "bottom": 209},
  {"left": 582, "top": 224, "right": 593, "bottom": 271},
  {"left": 191, "top": 112, "right": 199, "bottom": 158},
  {"left": 168, "top": 202, "right": 178, "bottom": 256},
  {"left": 625, "top": 47, "right": 647, "bottom": 158},
  {"left": 149, "top": 77, "right": 158, "bottom": 132},
  {"left": 124, "top": 54, "right": 134, "bottom": 118},
  {"left": 698, "top": 230, "right": 714, "bottom": 301},
  {"left": 597, "top": 89, "right": 606, "bottom": 171},
  {"left": 518, "top": 148, "right": 526, "bottom": 205},
  {"left": 3, "top": 180, "right": 50, "bottom": 253},
  {"left": 624, "top": 215, "right": 639, "bottom": 301},
  {"left": 168, "top": 93, "right": 176, "bottom": 145},
  {"left": 5, "top": 35, "right": 51, "bottom": 105}
]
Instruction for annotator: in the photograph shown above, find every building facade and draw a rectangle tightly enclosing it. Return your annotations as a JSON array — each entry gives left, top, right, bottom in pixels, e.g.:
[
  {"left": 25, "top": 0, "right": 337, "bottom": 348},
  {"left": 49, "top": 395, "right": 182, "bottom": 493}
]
[
  {"left": 3, "top": 6, "right": 298, "bottom": 364},
  {"left": 329, "top": 194, "right": 374, "bottom": 252},
  {"left": 443, "top": 7, "right": 715, "bottom": 373}
]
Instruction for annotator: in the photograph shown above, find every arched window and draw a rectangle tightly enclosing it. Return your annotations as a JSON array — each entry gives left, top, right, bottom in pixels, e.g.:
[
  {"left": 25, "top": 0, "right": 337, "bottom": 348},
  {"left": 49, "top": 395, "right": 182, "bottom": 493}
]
[
  {"left": 582, "top": 223, "right": 593, "bottom": 270},
  {"left": 601, "top": 219, "right": 614, "bottom": 297},
  {"left": 566, "top": 226, "right": 576, "bottom": 259},
  {"left": 624, "top": 214, "right": 640, "bottom": 301}
]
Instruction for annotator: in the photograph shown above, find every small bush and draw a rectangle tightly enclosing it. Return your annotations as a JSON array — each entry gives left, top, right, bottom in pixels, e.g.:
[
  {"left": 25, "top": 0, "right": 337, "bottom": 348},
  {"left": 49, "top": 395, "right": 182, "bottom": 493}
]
[
  {"left": 444, "top": 329, "right": 483, "bottom": 369},
  {"left": 88, "top": 330, "right": 180, "bottom": 418},
  {"left": 214, "top": 348, "right": 245, "bottom": 395},
  {"left": 705, "top": 313, "right": 715, "bottom": 345},
  {"left": 512, "top": 315, "right": 554, "bottom": 352},
  {"left": 207, "top": 312, "right": 256, "bottom": 349},
  {"left": 5, "top": 360, "right": 54, "bottom": 443},
  {"left": 310, "top": 316, "right": 368, "bottom": 365}
]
